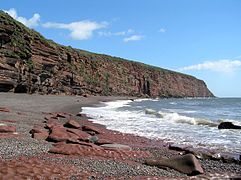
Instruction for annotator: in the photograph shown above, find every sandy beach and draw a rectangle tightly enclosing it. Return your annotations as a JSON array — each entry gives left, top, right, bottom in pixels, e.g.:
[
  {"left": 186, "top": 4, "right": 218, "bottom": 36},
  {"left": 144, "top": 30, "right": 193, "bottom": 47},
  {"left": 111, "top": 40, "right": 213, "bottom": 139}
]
[{"left": 0, "top": 93, "right": 240, "bottom": 179}]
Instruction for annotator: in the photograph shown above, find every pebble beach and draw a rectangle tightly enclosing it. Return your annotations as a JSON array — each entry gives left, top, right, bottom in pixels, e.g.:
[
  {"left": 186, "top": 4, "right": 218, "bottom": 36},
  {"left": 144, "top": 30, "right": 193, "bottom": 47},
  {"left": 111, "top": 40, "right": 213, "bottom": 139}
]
[{"left": 0, "top": 93, "right": 240, "bottom": 179}]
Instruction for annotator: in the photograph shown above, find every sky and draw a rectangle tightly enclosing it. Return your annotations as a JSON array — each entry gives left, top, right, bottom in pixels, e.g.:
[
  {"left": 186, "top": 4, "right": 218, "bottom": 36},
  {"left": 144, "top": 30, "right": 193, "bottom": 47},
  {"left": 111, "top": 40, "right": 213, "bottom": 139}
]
[{"left": 1, "top": 0, "right": 241, "bottom": 97}]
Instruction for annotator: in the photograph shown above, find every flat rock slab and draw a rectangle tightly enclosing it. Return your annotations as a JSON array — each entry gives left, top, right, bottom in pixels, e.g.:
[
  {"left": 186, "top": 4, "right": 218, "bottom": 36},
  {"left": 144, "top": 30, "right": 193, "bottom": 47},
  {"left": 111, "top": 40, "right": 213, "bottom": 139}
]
[
  {"left": 32, "top": 132, "right": 49, "bottom": 140},
  {"left": 0, "top": 125, "right": 16, "bottom": 133},
  {"left": 145, "top": 154, "right": 204, "bottom": 175},
  {"left": 100, "top": 143, "right": 132, "bottom": 151},
  {"left": 0, "top": 107, "right": 10, "bottom": 112},
  {"left": 64, "top": 119, "right": 81, "bottom": 129},
  {"left": 29, "top": 125, "right": 48, "bottom": 134},
  {"left": 49, "top": 143, "right": 151, "bottom": 160},
  {"left": 66, "top": 128, "right": 91, "bottom": 141},
  {"left": 82, "top": 125, "right": 102, "bottom": 134},
  {"left": 47, "top": 126, "right": 79, "bottom": 142}
]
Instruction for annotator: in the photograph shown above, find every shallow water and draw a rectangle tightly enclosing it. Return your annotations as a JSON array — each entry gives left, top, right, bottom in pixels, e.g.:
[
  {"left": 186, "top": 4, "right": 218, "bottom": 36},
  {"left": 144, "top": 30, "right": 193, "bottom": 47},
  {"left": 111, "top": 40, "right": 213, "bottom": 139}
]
[{"left": 82, "top": 98, "right": 241, "bottom": 154}]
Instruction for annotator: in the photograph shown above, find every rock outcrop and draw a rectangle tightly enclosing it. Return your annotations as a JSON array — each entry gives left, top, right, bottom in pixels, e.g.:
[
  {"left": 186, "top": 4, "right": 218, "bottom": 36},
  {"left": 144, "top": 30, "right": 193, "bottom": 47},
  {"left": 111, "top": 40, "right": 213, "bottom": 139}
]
[
  {"left": 218, "top": 122, "right": 241, "bottom": 129},
  {"left": 0, "top": 11, "right": 214, "bottom": 97}
]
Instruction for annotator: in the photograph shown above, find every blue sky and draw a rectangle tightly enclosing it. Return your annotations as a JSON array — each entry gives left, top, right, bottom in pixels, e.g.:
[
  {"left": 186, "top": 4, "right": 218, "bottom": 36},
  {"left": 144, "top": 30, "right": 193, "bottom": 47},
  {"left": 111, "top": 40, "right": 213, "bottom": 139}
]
[{"left": 1, "top": 0, "right": 241, "bottom": 97}]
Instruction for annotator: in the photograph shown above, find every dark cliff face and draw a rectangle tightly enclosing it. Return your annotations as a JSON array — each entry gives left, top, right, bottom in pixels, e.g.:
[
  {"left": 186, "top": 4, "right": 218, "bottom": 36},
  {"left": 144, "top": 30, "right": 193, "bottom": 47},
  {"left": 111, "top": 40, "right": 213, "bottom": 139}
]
[{"left": 0, "top": 11, "right": 214, "bottom": 97}]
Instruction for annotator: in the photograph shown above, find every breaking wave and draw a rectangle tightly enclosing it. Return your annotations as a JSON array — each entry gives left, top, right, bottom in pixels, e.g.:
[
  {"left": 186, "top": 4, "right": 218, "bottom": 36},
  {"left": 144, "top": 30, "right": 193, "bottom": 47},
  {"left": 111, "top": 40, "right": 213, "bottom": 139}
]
[
  {"left": 82, "top": 98, "right": 241, "bottom": 154},
  {"left": 145, "top": 108, "right": 218, "bottom": 127}
]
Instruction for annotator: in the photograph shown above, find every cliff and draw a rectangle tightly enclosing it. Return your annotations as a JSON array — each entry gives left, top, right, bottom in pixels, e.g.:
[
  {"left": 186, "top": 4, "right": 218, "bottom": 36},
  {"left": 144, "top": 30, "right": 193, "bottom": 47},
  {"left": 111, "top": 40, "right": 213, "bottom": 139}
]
[{"left": 0, "top": 11, "right": 214, "bottom": 97}]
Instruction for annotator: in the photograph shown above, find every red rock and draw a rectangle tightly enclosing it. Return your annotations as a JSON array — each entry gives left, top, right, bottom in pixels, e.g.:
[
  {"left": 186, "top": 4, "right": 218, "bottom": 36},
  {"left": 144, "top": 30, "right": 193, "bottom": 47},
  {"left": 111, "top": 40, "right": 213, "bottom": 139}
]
[
  {"left": 0, "top": 133, "right": 20, "bottom": 139},
  {"left": 95, "top": 138, "right": 113, "bottom": 145},
  {"left": 29, "top": 125, "right": 47, "bottom": 134},
  {"left": 0, "top": 119, "right": 17, "bottom": 123},
  {"left": 45, "top": 119, "right": 62, "bottom": 129},
  {"left": 56, "top": 113, "right": 67, "bottom": 118},
  {"left": 49, "top": 143, "right": 151, "bottom": 160},
  {"left": 0, "top": 125, "right": 16, "bottom": 133},
  {"left": 44, "top": 116, "right": 58, "bottom": 121},
  {"left": 0, "top": 107, "right": 10, "bottom": 112},
  {"left": 47, "top": 126, "right": 79, "bottom": 142},
  {"left": 82, "top": 125, "right": 102, "bottom": 134},
  {"left": 33, "top": 132, "right": 49, "bottom": 140},
  {"left": 64, "top": 119, "right": 81, "bottom": 129},
  {"left": 66, "top": 128, "right": 91, "bottom": 141},
  {"left": 66, "top": 139, "right": 100, "bottom": 148}
]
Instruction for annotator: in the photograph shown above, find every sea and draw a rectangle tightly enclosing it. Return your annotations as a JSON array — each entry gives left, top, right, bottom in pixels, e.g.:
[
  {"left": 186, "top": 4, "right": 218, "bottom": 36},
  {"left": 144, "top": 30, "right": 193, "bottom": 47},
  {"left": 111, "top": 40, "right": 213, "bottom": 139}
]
[{"left": 82, "top": 98, "right": 241, "bottom": 154}]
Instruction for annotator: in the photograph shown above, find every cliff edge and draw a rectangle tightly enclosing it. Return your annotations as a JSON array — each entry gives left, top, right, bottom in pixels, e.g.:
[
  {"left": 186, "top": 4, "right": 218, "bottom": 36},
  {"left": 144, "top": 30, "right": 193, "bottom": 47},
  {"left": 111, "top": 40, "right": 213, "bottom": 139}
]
[{"left": 0, "top": 11, "right": 214, "bottom": 97}]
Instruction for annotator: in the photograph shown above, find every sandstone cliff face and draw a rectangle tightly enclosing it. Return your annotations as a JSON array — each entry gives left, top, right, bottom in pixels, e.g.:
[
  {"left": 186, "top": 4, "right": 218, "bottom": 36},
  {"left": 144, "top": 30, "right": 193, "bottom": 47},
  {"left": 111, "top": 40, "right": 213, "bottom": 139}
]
[{"left": 0, "top": 11, "right": 214, "bottom": 97}]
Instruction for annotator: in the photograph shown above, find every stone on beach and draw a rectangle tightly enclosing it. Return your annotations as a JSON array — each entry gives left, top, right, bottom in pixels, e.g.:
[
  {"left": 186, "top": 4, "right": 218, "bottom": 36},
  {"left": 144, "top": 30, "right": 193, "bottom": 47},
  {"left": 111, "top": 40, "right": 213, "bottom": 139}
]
[
  {"left": 66, "top": 128, "right": 91, "bottom": 141},
  {"left": 0, "top": 107, "right": 10, "bottom": 112},
  {"left": 82, "top": 125, "right": 102, "bottom": 134},
  {"left": 30, "top": 125, "right": 49, "bottom": 140},
  {"left": 95, "top": 138, "right": 113, "bottom": 145},
  {"left": 45, "top": 119, "right": 62, "bottom": 129},
  {"left": 64, "top": 119, "right": 81, "bottom": 129},
  {"left": 32, "top": 132, "right": 49, "bottom": 140},
  {"left": 47, "top": 126, "right": 79, "bottom": 142},
  {"left": 49, "top": 143, "right": 151, "bottom": 160},
  {"left": 0, "top": 125, "right": 16, "bottom": 133},
  {"left": 145, "top": 154, "right": 204, "bottom": 175},
  {"left": 29, "top": 125, "right": 48, "bottom": 134}
]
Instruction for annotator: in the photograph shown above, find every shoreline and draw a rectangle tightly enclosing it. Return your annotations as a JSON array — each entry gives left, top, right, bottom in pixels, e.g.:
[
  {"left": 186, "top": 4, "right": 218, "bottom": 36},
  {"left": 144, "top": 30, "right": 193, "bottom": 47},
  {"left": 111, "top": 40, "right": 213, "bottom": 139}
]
[{"left": 0, "top": 93, "right": 240, "bottom": 179}]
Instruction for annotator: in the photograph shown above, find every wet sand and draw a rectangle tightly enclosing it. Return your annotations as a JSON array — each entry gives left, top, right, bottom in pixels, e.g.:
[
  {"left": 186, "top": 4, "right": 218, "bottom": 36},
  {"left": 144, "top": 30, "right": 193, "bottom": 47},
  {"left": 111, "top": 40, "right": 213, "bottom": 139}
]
[{"left": 0, "top": 93, "right": 240, "bottom": 179}]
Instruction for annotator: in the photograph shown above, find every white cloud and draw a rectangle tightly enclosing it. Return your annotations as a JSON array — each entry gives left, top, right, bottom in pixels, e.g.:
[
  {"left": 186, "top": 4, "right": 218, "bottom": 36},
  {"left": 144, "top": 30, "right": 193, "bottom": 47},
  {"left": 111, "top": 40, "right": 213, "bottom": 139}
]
[
  {"left": 179, "top": 60, "right": 241, "bottom": 73},
  {"left": 98, "top": 29, "right": 134, "bottom": 37},
  {"left": 4, "top": 8, "right": 40, "bottom": 27},
  {"left": 159, "top": 28, "right": 166, "bottom": 33},
  {"left": 123, "top": 35, "right": 143, "bottom": 42},
  {"left": 43, "top": 21, "right": 107, "bottom": 40}
]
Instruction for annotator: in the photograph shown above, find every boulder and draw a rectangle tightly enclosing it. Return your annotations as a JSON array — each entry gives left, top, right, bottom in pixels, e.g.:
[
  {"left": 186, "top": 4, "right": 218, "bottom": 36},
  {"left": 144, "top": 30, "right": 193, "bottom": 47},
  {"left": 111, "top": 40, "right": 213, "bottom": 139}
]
[
  {"left": 95, "top": 138, "right": 113, "bottom": 145},
  {"left": 29, "top": 125, "right": 47, "bottom": 134},
  {"left": 145, "top": 154, "right": 204, "bottom": 175},
  {"left": 0, "top": 125, "right": 16, "bottom": 133},
  {"left": 66, "top": 128, "right": 91, "bottom": 141},
  {"left": 47, "top": 126, "right": 79, "bottom": 142},
  {"left": 64, "top": 119, "right": 81, "bottom": 129},
  {"left": 32, "top": 132, "right": 49, "bottom": 140},
  {"left": 82, "top": 125, "right": 102, "bottom": 134},
  {"left": 45, "top": 119, "right": 62, "bottom": 129},
  {"left": 218, "top": 122, "right": 241, "bottom": 129}
]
